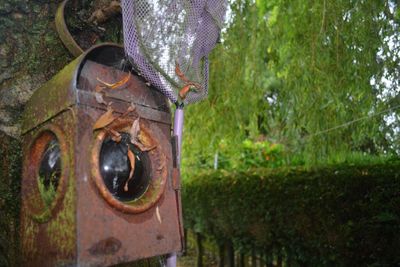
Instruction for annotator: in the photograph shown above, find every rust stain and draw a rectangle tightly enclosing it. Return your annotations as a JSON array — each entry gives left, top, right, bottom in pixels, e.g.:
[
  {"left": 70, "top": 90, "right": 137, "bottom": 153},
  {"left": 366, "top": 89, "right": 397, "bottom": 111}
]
[{"left": 88, "top": 237, "right": 122, "bottom": 256}]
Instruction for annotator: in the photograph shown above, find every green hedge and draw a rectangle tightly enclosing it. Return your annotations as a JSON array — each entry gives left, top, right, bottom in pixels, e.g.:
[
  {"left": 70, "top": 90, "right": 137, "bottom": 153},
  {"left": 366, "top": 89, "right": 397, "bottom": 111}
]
[{"left": 182, "top": 161, "right": 400, "bottom": 266}]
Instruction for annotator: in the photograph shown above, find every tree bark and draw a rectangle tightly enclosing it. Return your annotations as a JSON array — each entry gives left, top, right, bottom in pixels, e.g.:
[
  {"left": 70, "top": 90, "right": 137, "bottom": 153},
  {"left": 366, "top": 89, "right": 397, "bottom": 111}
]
[
  {"left": 218, "top": 243, "right": 225, "bottom": 267},
  {"left": 196, "top": 232, "right": 204, "bottom": 267},
  {"left": 0, "top": 1, "right": 72, "bottom": 137},
  {"left": 226, "top": 240, "right": 235, "bottom": 267}
]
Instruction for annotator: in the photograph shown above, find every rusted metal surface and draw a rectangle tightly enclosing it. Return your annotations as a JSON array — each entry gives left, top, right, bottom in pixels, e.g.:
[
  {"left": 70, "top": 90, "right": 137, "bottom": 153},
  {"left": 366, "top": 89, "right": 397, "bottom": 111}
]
[
  {"left": 22, "top": 124, "right": 70, "bottom": 222},
  {"left": 77, "top": 60, "right": 171, "bottom": 114},
  {"left": 21, "top": 111, "right": 77, "bottom": 266},
  {"left": 21, "top": 44, "right": 171, "bottom": 134},
  {"left": 21, "top": 44, "right": 183, "bottom": 266},
  {"left": 21, "top": 59, "right": 79, "bottom": 134}
]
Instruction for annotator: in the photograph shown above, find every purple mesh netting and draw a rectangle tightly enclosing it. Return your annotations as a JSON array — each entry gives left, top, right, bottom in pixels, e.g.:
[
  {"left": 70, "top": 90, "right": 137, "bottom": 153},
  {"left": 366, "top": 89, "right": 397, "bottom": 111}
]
[{"left": 121, "top": 0, "right": 227, "bottom": 104}]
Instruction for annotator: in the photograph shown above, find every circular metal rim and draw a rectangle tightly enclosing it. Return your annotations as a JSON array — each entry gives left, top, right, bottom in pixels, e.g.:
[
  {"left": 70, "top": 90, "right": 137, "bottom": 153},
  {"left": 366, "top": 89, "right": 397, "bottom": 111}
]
[
  {"left": 25, "top": 125, "right": 70, "bottom": 223},
  {"left": 91, "top": 119, "right": 167, "bottom": 214}
]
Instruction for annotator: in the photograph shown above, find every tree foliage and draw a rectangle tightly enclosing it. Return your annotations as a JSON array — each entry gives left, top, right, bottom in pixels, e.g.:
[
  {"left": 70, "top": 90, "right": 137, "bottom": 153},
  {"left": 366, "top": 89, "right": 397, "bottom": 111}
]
[{"left": 182, "top": 0, "right": 400, "bottom": 171}]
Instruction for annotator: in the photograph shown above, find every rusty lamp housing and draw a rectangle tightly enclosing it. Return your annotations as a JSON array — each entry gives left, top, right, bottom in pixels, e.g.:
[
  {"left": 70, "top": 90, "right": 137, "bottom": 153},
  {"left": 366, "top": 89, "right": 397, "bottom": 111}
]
[{"left": 20, "top": 44, "right": 183, "bottom": 267}]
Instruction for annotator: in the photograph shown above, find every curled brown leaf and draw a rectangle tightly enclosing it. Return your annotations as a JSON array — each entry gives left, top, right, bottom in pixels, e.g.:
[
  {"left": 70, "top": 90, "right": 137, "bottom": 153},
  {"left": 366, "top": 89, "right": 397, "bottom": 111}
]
[
  {"left": 124, "top": 148, "right": 136, "bottom": 191},
  {"left": 95, "top": 84, "right": 105, "bottom": 93},
  {"left": 175, "top": 61, "right": 190, "bottom": 84},
  {"left": 109, "top": 128, "right": 122, "bottom": 142},
  {"left": 97, "top": 72, "right": 131, "bottom": 89},
  {"left": 138, "top": 132, "right": 157, "bottom": 151},
  {"left": 129, "top": 117, "right": 140, "bottom": 144},
  {"left": 128, "top": 117, "right": 157, "bottom": 152},
  {"left": 95, "top": 92, "right": 107, "bottom": 105},
  {"left": 93, "top": 106, "right": 116, "bottom": 130},
  {"left": 179, "top": 84, "right": 192, "bottom": 100}
]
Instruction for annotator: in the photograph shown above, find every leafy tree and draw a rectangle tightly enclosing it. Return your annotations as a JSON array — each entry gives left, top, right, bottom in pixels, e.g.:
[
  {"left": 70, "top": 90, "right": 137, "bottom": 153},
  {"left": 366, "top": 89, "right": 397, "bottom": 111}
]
[
  {"left": 182, "top": 0, "right": 400, "bottom": 172},
  {"left": 259, "top": 0, "right": 400, "bottom": 163},
  {"left": 182, "top": 0, "right": 273, "bottom": 173}
]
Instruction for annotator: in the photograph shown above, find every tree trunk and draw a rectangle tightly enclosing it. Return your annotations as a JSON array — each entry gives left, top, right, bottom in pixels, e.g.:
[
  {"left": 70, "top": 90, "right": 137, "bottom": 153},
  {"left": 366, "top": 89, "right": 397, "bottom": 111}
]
[
  {"left": 251, "top": 248, "right": 257, "bottom": 267},
  {"left": 226, "top": 240, "right": 235, "bottom": 267},
  {"left": 218, "top": 243, "right": 225, "bottom": 267},
  {"left": 238, "top": 252, "right": 245, "bottom": 267},
  {"left": 196, "top": 232, "right": 204, "bottom": 267}
]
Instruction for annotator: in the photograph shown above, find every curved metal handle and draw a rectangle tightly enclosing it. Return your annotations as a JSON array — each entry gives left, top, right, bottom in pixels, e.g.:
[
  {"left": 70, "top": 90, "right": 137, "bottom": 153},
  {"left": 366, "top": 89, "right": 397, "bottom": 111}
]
[{"left": 55, "top": 0, "right": 84, "bottom": 57}]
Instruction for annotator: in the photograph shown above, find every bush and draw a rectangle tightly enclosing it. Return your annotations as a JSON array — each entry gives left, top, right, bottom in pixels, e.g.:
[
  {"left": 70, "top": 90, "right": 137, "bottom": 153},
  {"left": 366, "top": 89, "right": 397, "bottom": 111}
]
[{"left": 182, "top": 161, "right": 400, "bottom": 266}]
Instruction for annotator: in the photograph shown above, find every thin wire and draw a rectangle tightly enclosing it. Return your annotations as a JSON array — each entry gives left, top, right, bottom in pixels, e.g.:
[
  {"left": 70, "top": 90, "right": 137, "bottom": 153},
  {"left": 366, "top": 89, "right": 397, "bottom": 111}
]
[
  {"left": 304, "top": 103, "right": 400, "bottom": 139},
  {"left": 182, "top": 103, "right": 400, "bottom": 169}
]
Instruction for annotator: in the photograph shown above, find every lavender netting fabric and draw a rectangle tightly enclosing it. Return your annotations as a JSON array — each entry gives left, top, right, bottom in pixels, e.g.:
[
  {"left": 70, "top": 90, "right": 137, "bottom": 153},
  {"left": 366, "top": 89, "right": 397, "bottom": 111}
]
[{"left": 121, "top": 0, "right": 227, "bottom": 104}]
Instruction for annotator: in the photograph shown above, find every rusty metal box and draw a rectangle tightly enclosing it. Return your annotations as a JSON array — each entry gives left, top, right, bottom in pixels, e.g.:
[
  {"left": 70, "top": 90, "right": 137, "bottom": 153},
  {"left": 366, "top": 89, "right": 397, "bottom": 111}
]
[{"left": 20, "top": 44, "right": 183, "bottom": 267}]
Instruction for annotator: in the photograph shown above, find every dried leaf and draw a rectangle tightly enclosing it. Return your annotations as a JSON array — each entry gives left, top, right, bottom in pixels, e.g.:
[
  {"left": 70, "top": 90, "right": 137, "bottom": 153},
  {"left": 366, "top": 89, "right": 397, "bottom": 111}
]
[
  {"left": 175, "top": 61, "right": 190, "bottom": 84},
  {"left": 93, "top": 106, "right": 116, "bottom": 130},
  {"left": 175, "top": 62, "right": 202, "bottom": 92},
  {"left": 130, "top": 102, "right": 136, "bottom": 111},
  {"left": 128, "top": 117, "right": 157, "bottom": 151},
  {"left": 115, "top": 105, "right": 136, "bottom": 122},
  {"left": 95, "top": 92, "right": 107, "bottom": 105},
  {"left": 138, "top": 132, "right": 157, "bottom": 151},
  {"left": 179, "top": 84, "right": 192, "bottom": 100},
  {"left": 95, "top": 84, "right": 105, "bottom": 93},
  {"left": 109, "top": 128, "right": 121, "bottom": 142},
  {"left": 156, "top": 206, "right": 162, "bottom": 224},
  {"left": 124, "top": 149, "right": 136, "bottom": 191},
  {"left": 126, "top": 105, "right": 135, "bottom": 113},
  {"left": 97, "top": 72, "right": 131, "bottom": 89},
  {"left": 129, "top": 117, "right": 141, "bottom": 143}
]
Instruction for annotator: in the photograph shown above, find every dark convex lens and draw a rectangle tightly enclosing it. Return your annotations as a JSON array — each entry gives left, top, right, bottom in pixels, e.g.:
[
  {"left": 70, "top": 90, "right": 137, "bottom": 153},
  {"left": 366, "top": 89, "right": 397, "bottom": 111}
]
[
  {"left": 99, "top": 133, "right": 151, "bottom": 202},
  {"left": 39, "top": 138, "right": 61, "bottom": 191}
]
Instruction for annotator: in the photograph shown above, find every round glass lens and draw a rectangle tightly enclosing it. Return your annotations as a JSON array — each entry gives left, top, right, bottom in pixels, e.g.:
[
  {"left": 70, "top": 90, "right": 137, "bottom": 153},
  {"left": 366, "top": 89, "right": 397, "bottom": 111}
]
[
  {"left": 38, "top": 136, "right": 61, "bottom": 206},
  {"left": 99, "top": 133, "right": 151, "bottom": 202}
]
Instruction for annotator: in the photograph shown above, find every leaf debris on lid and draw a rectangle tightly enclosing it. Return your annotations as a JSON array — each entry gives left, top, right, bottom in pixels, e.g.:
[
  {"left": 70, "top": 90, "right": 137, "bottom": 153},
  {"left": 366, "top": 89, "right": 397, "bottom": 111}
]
[
  {"left": 93, "top": 105, "right": 116, "bottom": 130},
  {"left": 97, "top": 72, "right": 131, "bottom": 90},
  {"left": 108, "top": 128, "right": 122, "bottom": 142},
  {"left": 138, "top": 132, "right": 156, "bottom": 151},
  {"left": 129, "top": 117, "right": 157, "bottom": 152},
  {"left": 129, "top": 117, "right": 141, "bottom": 144},
  {"left": 95, "top": 92, "right": 107, "bottom": 105}
]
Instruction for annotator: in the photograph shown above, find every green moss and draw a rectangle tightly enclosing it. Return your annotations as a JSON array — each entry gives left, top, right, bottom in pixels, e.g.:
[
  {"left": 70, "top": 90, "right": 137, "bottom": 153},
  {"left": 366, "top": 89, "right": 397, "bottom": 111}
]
[
  {"left": 46, "top": 173, "right": 76, "bottom": 257},
  {"left": 21, "top": 56, "right": 81, "bottom": 133},
  {"left": 21, "top": 217, "right": 39, "bottom": 259},
  {"left": 38, "top": 176, "right": 57, "bottom": 208}
]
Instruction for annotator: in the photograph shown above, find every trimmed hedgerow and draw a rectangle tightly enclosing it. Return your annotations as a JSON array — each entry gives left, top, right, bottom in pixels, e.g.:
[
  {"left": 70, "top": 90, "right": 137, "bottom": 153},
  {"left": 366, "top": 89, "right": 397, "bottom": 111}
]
[{"left": 182, "top": 161, "right": 400, "bottom": 266}]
